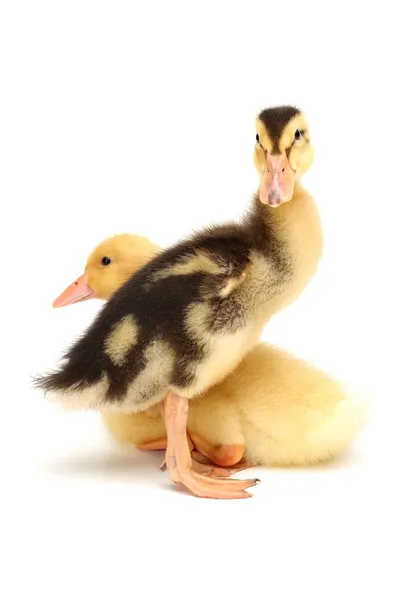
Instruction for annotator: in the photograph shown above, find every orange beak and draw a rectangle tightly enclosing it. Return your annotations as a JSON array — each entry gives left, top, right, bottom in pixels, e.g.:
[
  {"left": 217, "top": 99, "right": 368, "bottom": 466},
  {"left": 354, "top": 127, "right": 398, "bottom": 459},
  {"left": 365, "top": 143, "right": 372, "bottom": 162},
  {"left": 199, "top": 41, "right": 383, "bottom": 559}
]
[
  {"left": 52, "top": 272, "right": 96, "bottom": 308},
  {"left": 259, "top": 153, "right": 296, "bottom": 207}
]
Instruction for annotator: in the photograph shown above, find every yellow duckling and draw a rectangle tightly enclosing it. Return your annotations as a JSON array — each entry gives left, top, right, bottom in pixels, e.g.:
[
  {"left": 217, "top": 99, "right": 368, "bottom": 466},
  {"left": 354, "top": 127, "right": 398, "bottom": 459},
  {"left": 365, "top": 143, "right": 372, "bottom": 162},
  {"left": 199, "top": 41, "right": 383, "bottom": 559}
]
[{"left": 53, "top": 233, "right": 368, "bottom": 468}]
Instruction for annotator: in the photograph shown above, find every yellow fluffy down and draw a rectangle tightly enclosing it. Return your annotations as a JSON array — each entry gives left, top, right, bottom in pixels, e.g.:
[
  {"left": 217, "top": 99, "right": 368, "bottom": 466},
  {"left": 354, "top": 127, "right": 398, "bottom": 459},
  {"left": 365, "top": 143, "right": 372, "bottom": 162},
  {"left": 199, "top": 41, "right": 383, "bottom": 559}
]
[{"left": 102, "top": 343, "right": 369, "bottom": 466}]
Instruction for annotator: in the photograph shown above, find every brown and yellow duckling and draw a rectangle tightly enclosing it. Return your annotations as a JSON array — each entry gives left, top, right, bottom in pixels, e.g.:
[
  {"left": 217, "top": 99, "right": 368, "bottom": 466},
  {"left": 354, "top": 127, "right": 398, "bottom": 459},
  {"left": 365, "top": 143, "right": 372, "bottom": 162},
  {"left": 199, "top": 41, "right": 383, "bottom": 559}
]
[
  {"left": 36, "top": 106, "right": 324, "bottom": 498},
  {"left": 53, "top": 233, "right": 368, "bottom": 470}
]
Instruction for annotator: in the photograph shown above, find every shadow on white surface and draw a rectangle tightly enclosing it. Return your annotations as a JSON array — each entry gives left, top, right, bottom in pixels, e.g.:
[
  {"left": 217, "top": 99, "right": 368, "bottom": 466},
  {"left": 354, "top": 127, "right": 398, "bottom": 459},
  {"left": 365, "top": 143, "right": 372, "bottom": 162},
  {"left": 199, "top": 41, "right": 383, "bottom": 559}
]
[{"left": 41, "top": 447, "right": 164, "bottom": 478}]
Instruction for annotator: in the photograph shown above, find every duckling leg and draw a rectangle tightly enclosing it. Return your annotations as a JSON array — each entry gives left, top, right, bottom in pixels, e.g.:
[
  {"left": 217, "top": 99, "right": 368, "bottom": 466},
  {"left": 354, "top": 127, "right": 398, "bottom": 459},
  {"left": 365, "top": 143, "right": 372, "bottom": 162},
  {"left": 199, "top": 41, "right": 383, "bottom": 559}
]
[
  {"left": 133, "top": 422, "right": 248, "bottom": 477},
  {"left": 164, "top": 392, "right": 260, "bottom": 499},
  {"left": 152, "top": 402, "right": 247, "bottom": 478}
]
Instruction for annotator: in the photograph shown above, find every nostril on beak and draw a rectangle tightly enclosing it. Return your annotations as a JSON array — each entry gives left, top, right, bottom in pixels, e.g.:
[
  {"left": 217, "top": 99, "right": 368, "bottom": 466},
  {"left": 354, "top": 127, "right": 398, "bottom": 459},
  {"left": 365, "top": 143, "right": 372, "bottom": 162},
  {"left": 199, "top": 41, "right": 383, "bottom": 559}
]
[
  {"left": 74, "top": 281, "right": 78, "bottom": 285},
  {"left": 281, "top": 167, "right": 285, "bottom": 173}
]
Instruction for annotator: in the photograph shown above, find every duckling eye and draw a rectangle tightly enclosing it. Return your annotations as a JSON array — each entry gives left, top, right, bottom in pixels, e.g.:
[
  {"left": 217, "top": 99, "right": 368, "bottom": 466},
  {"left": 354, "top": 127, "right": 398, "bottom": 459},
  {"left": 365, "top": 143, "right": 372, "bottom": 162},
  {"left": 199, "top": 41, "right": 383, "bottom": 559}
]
[
  {"left": 294, "top": 129, "right": 302, "bottom": 141},
  {"left": 101, "top": 256, "right": 112, "bottom": 266},
  {"left": 256, "top": 133, "right": 259, "bottom": 143}
]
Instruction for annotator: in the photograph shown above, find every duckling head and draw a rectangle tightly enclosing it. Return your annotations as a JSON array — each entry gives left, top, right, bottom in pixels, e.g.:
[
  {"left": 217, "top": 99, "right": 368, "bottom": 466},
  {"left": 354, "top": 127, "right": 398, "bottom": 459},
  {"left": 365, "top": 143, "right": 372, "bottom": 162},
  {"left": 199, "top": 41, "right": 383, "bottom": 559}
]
[
  {"left": 253, "top": 106, "right": 314, "bottom": 207},
  {"left": 52, "top": 233, "right": 159, "bottom": 308}
]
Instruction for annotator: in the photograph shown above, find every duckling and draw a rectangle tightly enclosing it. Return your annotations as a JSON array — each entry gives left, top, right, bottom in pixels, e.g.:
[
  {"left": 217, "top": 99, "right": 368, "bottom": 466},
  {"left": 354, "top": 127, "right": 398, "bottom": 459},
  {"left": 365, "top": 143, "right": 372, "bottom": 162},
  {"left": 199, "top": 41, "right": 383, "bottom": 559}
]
[
  {"left": 54, "top": 234, "right": 367, "bottom": 468},
  {"left": 36, "top": 105, "right": 323, "bottom": 498}
]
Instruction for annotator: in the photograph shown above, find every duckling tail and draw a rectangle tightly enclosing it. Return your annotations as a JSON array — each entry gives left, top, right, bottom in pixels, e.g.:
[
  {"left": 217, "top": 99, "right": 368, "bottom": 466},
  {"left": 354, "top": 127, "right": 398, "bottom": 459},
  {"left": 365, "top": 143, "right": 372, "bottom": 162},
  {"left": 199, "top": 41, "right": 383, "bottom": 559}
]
[
  {"left": 32, "top": 365, "right": 109, "bottom": 411},
  {"left": 33, "top": 369, "right": 71, "bottom": 393},
  {"left": 32, "top": 335, "right": 110, "bottom": 413}
]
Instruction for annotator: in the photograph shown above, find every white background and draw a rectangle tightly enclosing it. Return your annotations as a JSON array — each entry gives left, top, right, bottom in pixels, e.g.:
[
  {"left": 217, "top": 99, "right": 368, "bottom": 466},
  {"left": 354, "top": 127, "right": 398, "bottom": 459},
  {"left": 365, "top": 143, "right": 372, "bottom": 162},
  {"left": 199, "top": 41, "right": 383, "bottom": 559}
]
[{"left": 1, "top": 2, "right": 399, "bottom": 599}]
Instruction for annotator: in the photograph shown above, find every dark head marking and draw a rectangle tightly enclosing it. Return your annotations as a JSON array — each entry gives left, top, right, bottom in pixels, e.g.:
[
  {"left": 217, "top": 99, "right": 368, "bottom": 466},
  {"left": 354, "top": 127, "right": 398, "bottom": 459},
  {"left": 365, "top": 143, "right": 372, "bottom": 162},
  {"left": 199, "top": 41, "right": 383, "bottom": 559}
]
[{"left": 258, "top": 106, "right": 300, "bottom": 154}]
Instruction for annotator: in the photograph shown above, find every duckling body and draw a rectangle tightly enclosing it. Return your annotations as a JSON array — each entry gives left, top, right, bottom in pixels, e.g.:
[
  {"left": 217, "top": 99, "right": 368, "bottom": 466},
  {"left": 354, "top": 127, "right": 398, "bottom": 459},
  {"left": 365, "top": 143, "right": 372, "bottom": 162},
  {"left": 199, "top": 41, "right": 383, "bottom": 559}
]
[{"left": 37, "top": 106, "right": 324, "bottom": 497}]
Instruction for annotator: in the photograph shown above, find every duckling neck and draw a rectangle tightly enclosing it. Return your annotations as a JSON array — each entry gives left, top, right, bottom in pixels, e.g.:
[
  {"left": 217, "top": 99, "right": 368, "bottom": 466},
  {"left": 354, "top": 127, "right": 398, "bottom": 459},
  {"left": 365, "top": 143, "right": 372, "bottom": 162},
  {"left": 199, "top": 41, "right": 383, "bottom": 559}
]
[{"left": 250, "top": 181, "right": 323, "bottom": 317}]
